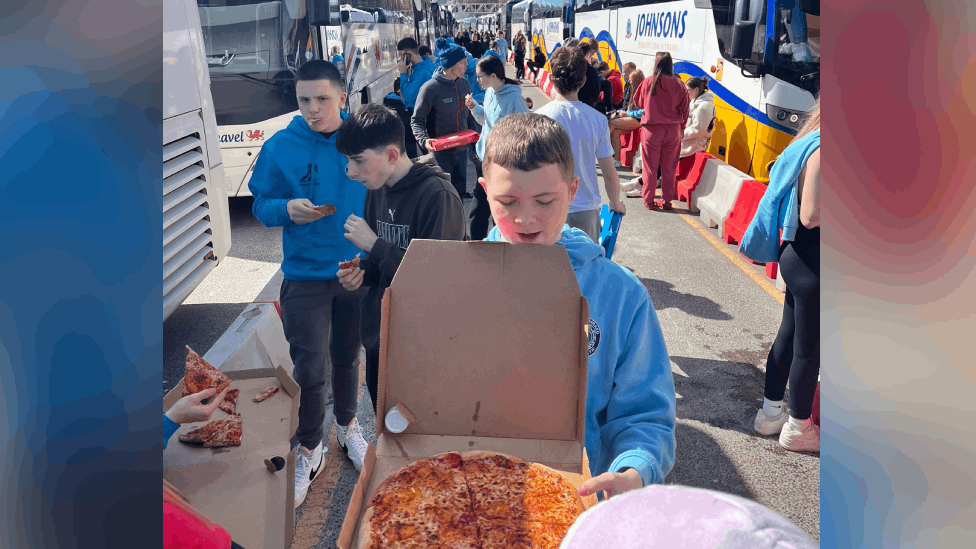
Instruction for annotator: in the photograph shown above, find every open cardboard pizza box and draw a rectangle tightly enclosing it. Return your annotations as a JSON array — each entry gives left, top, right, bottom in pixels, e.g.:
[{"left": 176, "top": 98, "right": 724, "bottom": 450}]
[
  {"left": 163, "top": 364, "right": 300, "bottom": 549},
  {"left": 338, "top": 240, "right": 597, "bottom": 549}
]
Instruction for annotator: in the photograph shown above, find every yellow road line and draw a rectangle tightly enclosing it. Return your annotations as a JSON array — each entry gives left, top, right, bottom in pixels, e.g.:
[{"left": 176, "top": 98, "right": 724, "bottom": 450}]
[{"left": 679, "top": 215, "right": 784, "bottom": 305}]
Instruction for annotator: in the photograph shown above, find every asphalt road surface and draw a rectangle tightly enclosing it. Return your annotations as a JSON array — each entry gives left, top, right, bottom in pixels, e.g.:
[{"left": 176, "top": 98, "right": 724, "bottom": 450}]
[{"left": 163, "top": 64, "right": 820, "bottom": 547}]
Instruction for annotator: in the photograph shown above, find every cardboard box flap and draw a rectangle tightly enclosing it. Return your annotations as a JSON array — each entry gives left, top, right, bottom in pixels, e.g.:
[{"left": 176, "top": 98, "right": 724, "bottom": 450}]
[{"left": 381, "top": 240, "right": 585, "bottom": 442}]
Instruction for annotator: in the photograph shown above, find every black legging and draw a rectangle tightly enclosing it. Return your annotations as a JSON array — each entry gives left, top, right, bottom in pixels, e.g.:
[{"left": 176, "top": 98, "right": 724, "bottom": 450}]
[
  {"left": 515, "top": 53, "right": 525, "bottom": 79},
  {"left": 763, "top": 224, "right": 820, "bottom": 419},
  {"left": 528, "top": 60, "right": 544, "bottom": 78}
]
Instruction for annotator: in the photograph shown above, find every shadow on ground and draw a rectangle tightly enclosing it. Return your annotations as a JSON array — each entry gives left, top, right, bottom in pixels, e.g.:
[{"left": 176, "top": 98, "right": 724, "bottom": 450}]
[
  {"left": 638, "top": 277, "right": 733, "bottom": 321},
  {"left": 668, "top": 422, "right": 755, "bottom": 500},
  {"left": 670, "top": 355, "right": 777, "bottom": 435}
]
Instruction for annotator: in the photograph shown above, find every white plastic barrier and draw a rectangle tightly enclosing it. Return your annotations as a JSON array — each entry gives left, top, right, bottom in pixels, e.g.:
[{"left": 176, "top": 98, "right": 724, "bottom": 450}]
[
  {"left": 204, "top": 302, "right": 295, "bottom": 377},
  {"left": 688, "top": 158, "right": 720, "bottom": 213},
  {"left": 696, "top": 159, "right": 750, "bottom": 238},
  {"left": 776, "top": 263, "right": 786, "bottom": 293}
]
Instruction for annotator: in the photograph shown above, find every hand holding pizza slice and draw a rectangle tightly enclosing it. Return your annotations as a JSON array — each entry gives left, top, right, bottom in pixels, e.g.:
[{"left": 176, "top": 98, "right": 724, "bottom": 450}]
[
  {"left": 183, "top": 345, "right": 237, "bottom": 412},
  {"left": 314, "top": 204, "right": 337, "bottom": 216},
  {"left": 338, "top": 253, "right": 362, "bottom": 271}
]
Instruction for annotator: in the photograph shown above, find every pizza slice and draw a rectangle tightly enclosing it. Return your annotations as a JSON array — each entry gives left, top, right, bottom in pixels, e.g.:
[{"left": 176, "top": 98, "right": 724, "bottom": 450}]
[
  {"left": 252, "top": 384, "right": 279, "bottom": 403},
  {"left": 461, "top": 452, "right": 532, "bottom": 520},
  {"left": 314, "top": 204, "right": 337, "bottom": 216},
  {"left": 462, "top": 452, "right": 583, "bottom": 549},
  {"left": 362, "top": 452, "right": 478, "bottom": 549},
  {"left": 338, "top": 253, "right": 362, "bottom": 270},
  {"left": 203, "top": 414, "right": 242, "bottom": 448},
  {"left": 218, "top": 388, "right": 239, "bottom": 414},
  {"left": 177, "top": 419, "right": 223, "bottom": 444},
  {"left": 177, "top": 414, "right": 242, "bottom": 448},
  {"left": 182, "top": 345, "right": 232, "bottom": 397}
]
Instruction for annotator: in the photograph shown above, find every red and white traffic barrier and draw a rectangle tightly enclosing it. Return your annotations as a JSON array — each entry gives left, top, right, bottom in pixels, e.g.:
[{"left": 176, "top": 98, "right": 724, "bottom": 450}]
[{"left": 696, "top": 159, "right": 750, "bottom": 237}]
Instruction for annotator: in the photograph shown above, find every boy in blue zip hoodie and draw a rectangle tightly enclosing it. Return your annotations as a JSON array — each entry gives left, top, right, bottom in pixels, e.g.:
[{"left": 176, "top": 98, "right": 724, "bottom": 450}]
[
  {"left": 247, "top": 61, "right": 370, "bottom": 508},
  {"left": 480, "top": 113, "right": 677, "bottom": 499},
  {"left": 397, "top": 37, "right": 435, "bottom": 158}
]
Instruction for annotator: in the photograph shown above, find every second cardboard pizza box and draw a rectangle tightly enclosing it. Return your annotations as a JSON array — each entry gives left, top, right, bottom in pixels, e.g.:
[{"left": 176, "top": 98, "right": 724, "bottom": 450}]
[
  {"left": 163, "top": 366, "right": 299, "bottom": 549},
  {"left": 338, "top": 240, "right": 596, "bottom": 549},
  {"left": 204, "top": 302, "right": 294, "bottom": 377}
]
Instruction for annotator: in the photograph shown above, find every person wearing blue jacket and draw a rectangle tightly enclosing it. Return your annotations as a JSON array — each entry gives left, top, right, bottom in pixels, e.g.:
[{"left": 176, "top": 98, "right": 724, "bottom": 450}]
[
  {"left": 466, "top": 55, "right": 529, "bottom": 162},
  {"left": 396, "top": 37, "right": 435, "bottom": 158},
  {"left": 740, "top": 99, "right": 821, "bottom": 453},
  {"left": 481, "top": 112, "right": 677, "bottom": 498},
  {"left": 463, "top": 54, "right": 528, "bottom": 240},
  {"left": 397, "top": 38, "right": 436, "bottom": 110},
  {"left": 247, "top": 60, "right": 370, "bottom": 508},
  {"left": 495, "top": 30, "right": 509, "bottom": 62},
  {"left": 462, "top": 47, "right": 487, "bottom": 103}
]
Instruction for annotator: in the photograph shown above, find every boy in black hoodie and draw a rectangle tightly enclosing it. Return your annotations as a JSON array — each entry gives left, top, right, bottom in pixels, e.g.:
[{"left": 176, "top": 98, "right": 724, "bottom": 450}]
[{"left": 336, "top": 103, "right": 467, "bottom": 409}]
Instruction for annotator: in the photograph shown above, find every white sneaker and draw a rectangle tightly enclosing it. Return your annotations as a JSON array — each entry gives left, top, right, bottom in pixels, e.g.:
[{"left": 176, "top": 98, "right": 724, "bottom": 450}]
[
  {"left": 336, "top": 417, "right": 369, "bottom": 472},
  {"left": 625, "top": 187, "right": 644, "bottom": 198},
  {"left": 620, "top": 178, "right": 641, "bottom": 192},
  {"left": 754, "top": 407, "right": 788, "bottom": 436},
  {"left": 779, "top": 418, "right": 820, "bottom": 452},
  {"left": 294, "top": 441, "right": 324, "bottom": 509}
]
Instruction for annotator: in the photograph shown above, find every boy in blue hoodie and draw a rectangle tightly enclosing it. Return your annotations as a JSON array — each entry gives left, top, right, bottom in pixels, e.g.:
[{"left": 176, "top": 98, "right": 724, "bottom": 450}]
[
  {"left": 480, "top": 113, "right": 677, "bottom": 499},
  {"left": 247, "top": 61, "right": 369, "bottom": 508},
  {"left": 396, "top": 37, "right": 435, "bottom": 158}
]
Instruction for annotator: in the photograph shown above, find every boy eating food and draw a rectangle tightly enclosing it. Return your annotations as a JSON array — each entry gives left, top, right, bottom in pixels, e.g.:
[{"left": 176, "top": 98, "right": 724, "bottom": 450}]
[
  {"left": 480, "top": 112, "right": 677, "bottom": 499},
  {"left": 336, "top": 103, "right": 466, "bottom": 411}
]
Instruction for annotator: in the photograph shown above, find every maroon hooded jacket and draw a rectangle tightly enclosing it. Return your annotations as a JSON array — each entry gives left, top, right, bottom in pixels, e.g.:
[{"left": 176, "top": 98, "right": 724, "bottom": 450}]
[{"left": 633, "top": 74, "right": 690, "bottom": 127}]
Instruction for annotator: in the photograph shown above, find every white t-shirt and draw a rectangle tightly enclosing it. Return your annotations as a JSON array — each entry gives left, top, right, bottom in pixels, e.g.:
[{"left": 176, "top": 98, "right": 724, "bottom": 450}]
[{"left": 535, "top": 100, "right": 614, "bottom": 213}]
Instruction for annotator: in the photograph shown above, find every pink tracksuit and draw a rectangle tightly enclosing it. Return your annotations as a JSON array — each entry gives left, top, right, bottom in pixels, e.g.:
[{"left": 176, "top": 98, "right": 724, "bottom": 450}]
[{"left": 632, "top": 75, "right": 690, "bottom": 204}]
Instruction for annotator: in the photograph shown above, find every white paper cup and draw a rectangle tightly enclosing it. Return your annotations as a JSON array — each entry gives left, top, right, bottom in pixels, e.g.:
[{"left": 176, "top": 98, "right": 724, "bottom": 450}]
[{"left": 385, "top": 407, "right": 410, "bottom": 433}]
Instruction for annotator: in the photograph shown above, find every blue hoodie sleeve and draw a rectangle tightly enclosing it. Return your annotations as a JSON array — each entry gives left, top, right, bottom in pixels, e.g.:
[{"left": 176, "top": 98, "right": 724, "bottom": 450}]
[
  {"left": 248, "top": 142, "right": 293, "bottom": 227},
  {"left": 603, "top": 292, "right": 677, "bottom": 486},
  {"left": 470, "top": 102, "right": 486, "bottom": 124},
  {"left": 497, "top": 88, "right": 529, "bottom": 119},
  {"left": 163, "top": 414, "right": 180, "bottom": 451},
  {"left": 401, "top": 61, "right": 434, "bottom": 108}
]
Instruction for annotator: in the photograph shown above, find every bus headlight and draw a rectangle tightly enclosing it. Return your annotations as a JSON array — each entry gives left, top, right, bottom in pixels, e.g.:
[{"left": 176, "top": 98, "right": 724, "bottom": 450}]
[{"left": 767, "top": 104, "right": 803, "bottom": 131}]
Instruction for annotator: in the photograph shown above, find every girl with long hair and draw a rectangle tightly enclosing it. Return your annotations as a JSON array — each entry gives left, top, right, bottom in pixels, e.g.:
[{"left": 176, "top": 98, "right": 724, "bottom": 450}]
[
  {"left": 609, "top": 69, "right": 645, "bottom": 163},
  {"left": 631, "top": 52, "right": 690, "bottom": 210},
  {"left": 514, "top": 33, "right": 527, "bottom": 81},
  {"left": 464, "top": 54, "right": 530, "bottom": 239},
  {"left": 747, "top": 97, "right": 821, "bottom": 452}
]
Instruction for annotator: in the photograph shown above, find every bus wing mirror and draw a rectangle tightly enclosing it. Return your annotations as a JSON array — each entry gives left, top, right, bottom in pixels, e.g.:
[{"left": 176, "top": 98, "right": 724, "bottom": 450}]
[
  {"left": 730, "top": 21, "right": 756, "bottom": 61},
  {"left": 308, "top": 0, "right": 331, "bottom": 26}
]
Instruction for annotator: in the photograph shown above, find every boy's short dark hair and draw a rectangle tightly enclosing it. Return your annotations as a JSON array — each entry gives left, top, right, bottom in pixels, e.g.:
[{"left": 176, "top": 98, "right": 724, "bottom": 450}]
[
  {"left": 295, "top": 60, "right": 343, "bottom": 90},
  {"left": 419, "top": 45, "right": 432, "bottom": 57},
  {"left": 397, "top": 37, "right": 419, "bottom": 52},
  {"left": 483, "top": 113, "right": 574, "bottom": 183},
  {"left": 547, "top": 47, "right": 587, "bottom": 96},
  {"left": 336, "top": 103, "right": 406, "bottom": 157},
  {"left": 597, "top": 61, "right": 610, "bottom": 72},
  {"left": 578, "top": 41, "right": 592, "bottom": 56}
]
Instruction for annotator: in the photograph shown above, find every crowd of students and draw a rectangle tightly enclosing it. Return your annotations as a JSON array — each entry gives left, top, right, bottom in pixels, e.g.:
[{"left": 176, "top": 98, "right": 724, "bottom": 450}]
[{"left": 164, "top": 40, "right": 820, "bottom": 547}]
